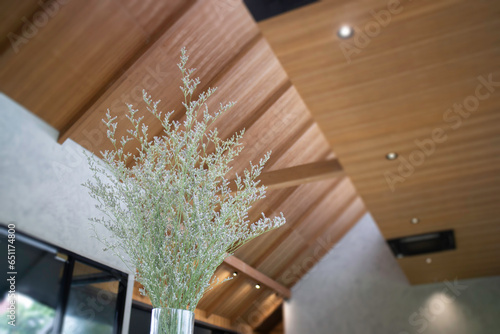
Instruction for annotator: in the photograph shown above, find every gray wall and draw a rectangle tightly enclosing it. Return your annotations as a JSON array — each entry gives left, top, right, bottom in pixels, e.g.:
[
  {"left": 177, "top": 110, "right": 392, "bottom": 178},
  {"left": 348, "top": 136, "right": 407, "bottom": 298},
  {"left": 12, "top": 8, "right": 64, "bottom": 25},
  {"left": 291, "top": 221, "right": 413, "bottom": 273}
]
[
  {"left": 0, "top": 93, "right": 134, "bottom": 333},
  {"left": 285, "top": 213, "right": 500, "bottom": 334}
]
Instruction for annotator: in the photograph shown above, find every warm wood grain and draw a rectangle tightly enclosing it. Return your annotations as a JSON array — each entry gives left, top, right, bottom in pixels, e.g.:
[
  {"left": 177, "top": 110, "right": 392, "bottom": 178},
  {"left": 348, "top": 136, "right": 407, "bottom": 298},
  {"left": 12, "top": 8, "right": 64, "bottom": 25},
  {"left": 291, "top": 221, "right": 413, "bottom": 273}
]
[
  {"left": 243, "top": 179, "right": 341, "bottom": 269},
  {"left": 255, "top": 303, "right": 283, "bottom": 334},
  {"left": 57, "top": 1, "right": 260, "bottom": 147},
  {"left": 235, "top": 290, "right": 283, "bottom": 330},
  {"left": 0, "top": 0, "right": 189, "bottom": 132},
  {"left": 0, "top": 0, "right": 39, "bottom": 51},
  {"left": 260, "top": 0, "right": 500, "bottom": 284},
  {"left": 228, "top": 159, "right": 343, "bottom": 192},
  {"left": 203, "top": 275, "right": 242, "bottom": 317},
  {"left": 270, "top": 321, "right": 284, "bottom": 334},
  {"left": 258, "top": 159, "right": 343, "bottom": 190},
  {"left": 224, "top": 256, "right": 291, "bottom": 299}
]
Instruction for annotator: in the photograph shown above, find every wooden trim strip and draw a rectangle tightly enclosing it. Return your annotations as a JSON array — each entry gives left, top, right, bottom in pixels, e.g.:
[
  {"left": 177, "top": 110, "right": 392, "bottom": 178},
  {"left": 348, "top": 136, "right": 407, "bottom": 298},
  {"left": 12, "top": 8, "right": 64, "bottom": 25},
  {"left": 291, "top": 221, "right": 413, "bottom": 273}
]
[
  {"left": 223, "top": 255, "right": 291, "bottom": 299},
  {"left": 261, "top": 158, "right": 344, "bottom": 190},
  {"left": 230, "top": 158, "right": 344, "bottom": 193}
]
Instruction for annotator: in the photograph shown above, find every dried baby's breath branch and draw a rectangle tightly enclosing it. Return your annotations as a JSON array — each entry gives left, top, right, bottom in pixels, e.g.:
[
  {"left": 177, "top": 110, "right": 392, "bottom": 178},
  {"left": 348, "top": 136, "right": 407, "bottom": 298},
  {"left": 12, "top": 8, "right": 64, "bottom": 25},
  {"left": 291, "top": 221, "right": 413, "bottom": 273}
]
[{"left": 83, "top": 48, "right": 286, "bottom": 311}]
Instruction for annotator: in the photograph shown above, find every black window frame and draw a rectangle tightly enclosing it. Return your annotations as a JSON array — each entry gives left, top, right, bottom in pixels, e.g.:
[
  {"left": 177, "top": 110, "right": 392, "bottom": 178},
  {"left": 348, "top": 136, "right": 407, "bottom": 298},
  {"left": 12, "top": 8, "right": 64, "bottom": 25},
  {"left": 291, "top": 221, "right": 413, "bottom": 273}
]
[{"left": 0, "top": 223, "right": 128, "bottom": 334}]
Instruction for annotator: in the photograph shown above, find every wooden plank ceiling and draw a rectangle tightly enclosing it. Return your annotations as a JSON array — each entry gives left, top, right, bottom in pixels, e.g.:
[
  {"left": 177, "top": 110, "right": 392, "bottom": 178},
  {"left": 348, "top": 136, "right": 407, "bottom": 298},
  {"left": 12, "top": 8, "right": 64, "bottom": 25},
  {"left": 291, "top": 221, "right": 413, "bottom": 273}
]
[
  {"left": 0, "top": 0, "right": 366, "bottom": 331},
  {"left": 259, "top": 0, "right": 500, "bottom": 285}
]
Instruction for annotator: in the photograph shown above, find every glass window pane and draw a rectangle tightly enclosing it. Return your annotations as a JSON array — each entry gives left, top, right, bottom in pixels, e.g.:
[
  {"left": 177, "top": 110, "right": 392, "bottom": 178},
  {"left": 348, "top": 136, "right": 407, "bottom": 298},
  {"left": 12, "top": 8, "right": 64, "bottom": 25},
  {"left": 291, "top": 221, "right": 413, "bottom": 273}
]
[
  {"left": 0, "top": 232, "right": 64, "bottom": 334},
  {"left": 61, "top": 261, "right": 120, "bottom": 334}
]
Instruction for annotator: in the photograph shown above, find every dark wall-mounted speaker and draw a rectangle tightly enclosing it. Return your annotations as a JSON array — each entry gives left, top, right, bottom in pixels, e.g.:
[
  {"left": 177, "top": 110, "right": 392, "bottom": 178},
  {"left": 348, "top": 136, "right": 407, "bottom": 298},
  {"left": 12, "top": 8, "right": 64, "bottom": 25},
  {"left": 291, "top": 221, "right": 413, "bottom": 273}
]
[
  {"left": 243, "top": 0, "right": 318, "bottom": 22},
  {"left": 387, "top": 230, "right": 456, "bottom": 258}
]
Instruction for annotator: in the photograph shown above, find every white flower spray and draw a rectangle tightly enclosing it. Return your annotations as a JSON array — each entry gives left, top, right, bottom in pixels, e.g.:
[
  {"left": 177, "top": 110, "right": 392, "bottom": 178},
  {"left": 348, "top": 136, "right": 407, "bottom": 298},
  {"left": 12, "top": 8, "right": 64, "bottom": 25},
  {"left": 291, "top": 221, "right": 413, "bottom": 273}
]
[{"left": 83, "top": 48, "right": 286, "bottom": 311}]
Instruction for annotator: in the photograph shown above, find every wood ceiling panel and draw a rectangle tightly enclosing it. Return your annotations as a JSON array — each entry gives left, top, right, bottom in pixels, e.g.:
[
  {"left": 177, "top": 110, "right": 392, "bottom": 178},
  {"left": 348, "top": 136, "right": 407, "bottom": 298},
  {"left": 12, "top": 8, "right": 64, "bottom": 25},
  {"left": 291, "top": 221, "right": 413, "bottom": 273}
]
[
  {"left": 60, "top": 0, "right": 259, "bottom": 152},
  {"left": 233, "top": 177, "right": 363, "bottom": 286},
  {"left": 260, "top": 0, "right": 500, "bottom": 284},
  {"left": 227, "top": 85, "right": 313, "bottom": 178},
  {"left": 0, "top": 0, "right": 176, "bottom": 131},
  {"left": 266, "top": 0, "right": 496, "bottom": 74},
  {"left": 200, "top": 275, "right": 243, "bottom": 317},
  {"left": 245, "top": 187, "right": 298, "bottom": 231},
  {"left": 311, "top": 58, "right": 500, "bottom": 145},
  {"left": 214, "top": 279, "right": 262, "bottom": 320},
  {"left": 336, "top": 112, "right": 500, "bottom": 239},
  {"left": 115, "top": 0, "right": 191, "bottom": 36},
  {"left": 0, "top": 0, "right": 39, "bottom": 49},
  {"left": 196, "top": 266, "right": 233, "bottom": 308},
  {"left": 292, "top": 178, "right": 357, "bottom": 241},
  {"left": 268, "top": 123, "right": 334, "bottom": 171},
  {"left": 235, "top": 178, "right": 340, "bottom": 265},
  {"left": 237, "top": 289, "right": 283, "bottom": 330},
  {"left": 202, "top": 37, "right": 290, "bottom": 142},
  {"left": 259, "top": 225, "right": 311, "bottom": 279},
  {"left": 367, "top": 175, "right": 500, "bottom": 228},
  {"left": 334, "top": 108, "right": 500, "bottom": 185},
  {"left": 320, "top": 81, "right": 500, "bottom": 146},
  {"left": 228, "top": 283, "right": 264, "bottom": 322},
  {"left": 193, "top": 309, "right": 237, "bottom": 331}
]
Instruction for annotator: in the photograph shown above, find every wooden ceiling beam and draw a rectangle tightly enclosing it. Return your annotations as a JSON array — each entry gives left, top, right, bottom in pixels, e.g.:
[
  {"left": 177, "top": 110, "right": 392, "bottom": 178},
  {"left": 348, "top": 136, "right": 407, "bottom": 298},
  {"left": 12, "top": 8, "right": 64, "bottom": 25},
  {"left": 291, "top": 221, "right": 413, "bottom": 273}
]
[
  {"left": 261, "top": 159, "right": 343, "bottom": 190},
  {"left": 223, "top": 256, "right": 291, "bottom": 299},
  {"left": 203, "top": 254, "right": 290, "bottom": 318},
  {"left": 230, "top": 159, "right": 344, "bottom": 192}
]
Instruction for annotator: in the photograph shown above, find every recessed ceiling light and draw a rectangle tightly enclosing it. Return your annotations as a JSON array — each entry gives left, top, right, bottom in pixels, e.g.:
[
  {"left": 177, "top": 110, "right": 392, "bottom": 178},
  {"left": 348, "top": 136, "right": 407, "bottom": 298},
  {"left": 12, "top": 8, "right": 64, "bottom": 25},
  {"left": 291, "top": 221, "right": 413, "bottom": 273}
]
[
  {"left": 255, "top": 284, "right": 261, "bottom": 289},
  {"left": 426, "top": 258, "right": 432, "bottom": 264},
  {"left": 337, "top": 25, "right": 354, "bottom": 39},
  {"left": 386, "top": 152, "right": 398, "bottom": 160},
  {"left": 232, "top": 272, "right": 238, "bottom": 277},
  {"left": 410, "top": 217, "right": 420, "bottom": 224}
]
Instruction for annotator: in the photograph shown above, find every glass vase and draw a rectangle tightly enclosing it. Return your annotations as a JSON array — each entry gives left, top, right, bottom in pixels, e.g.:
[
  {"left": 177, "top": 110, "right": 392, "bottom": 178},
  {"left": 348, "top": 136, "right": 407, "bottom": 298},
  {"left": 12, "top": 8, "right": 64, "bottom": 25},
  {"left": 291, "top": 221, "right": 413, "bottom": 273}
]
[{"left": 150, "top": 308, "right": 195, "bottom": 334}]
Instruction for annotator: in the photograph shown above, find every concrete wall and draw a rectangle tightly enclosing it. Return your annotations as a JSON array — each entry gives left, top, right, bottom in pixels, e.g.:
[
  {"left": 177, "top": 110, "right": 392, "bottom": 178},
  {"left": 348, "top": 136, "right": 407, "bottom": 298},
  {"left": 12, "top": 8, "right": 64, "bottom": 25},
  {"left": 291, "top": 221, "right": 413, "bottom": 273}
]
[
  {"left": 285, "top": 213, "right": 500, "bottom": 334},
  {"left": 0, "top": 93, "right": 134, "bottom": 333}
]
